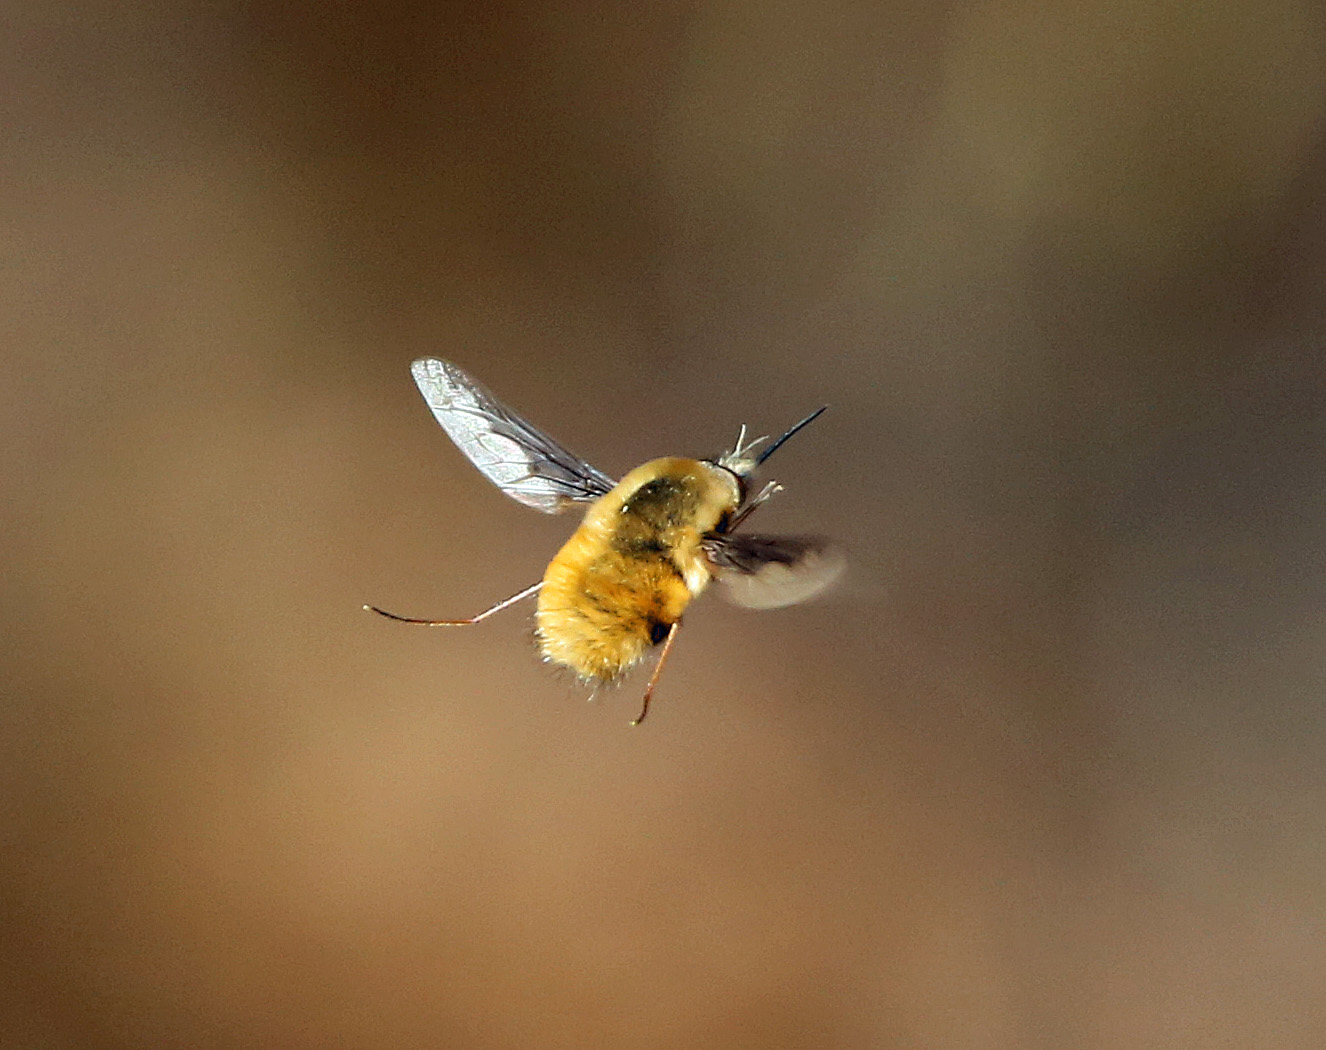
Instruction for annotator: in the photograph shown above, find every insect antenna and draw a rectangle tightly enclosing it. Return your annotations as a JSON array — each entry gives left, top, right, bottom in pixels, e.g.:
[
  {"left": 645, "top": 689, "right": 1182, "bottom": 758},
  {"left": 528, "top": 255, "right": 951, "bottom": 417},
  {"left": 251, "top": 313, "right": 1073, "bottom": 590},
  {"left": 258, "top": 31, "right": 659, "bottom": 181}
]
[
  {"left": 631, "top": 621, "right": 681, "bottom": 726},
  {"left": 364, "top": 581, "right": 542, "bottom": 626},
  {"left": 719, "top": 406, "right": 828, "bottom": 476}
]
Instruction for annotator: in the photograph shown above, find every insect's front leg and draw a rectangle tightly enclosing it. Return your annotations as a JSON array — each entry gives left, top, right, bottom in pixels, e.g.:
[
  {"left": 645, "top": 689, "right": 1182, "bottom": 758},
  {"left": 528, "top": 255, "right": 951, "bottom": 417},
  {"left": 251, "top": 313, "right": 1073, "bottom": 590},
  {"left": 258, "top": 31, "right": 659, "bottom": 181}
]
[{"left": 727, "top": 481, "right": 782, "bottom": 532}]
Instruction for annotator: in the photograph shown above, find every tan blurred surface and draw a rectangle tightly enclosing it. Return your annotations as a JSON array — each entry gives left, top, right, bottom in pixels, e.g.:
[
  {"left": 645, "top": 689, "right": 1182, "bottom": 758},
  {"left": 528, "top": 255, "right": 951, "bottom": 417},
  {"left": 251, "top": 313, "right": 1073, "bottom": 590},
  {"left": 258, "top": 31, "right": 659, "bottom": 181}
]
[{"left": 4, "top": 2, "right": 1326, "bottom": 1047}]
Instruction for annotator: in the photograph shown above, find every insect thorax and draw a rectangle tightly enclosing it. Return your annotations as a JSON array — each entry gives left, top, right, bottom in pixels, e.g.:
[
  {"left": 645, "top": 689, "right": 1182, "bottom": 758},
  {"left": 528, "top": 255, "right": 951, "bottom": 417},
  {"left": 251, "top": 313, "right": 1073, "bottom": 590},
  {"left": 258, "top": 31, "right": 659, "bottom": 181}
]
[{"left": 610, "top": 458, "right": 738, "bottom": 539}]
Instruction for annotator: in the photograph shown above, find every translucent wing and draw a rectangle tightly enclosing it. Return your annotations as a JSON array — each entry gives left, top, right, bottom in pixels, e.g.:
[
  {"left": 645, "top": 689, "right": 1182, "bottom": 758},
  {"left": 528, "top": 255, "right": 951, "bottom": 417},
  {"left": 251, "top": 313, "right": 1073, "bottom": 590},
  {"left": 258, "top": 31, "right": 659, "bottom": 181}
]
[
  {"left": 702, "top": 533, "right": 845, "bottom": 610},
  {"left": 410, "top": 357, "right": 616, "bottom": 513}
]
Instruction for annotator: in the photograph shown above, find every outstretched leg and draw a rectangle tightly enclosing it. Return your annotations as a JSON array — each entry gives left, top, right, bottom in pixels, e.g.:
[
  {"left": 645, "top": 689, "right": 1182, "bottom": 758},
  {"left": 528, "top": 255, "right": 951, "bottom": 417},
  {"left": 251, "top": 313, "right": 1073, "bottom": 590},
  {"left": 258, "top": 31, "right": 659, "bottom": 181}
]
[
  {"left": 727, "top": 480, "right": 782, "bottom": 532},
  {"left": 631, "top": 620, "right": 681, "bottom": 726},
  {"left": 364, "top": 581, "right": 542, "bottom": 626}
]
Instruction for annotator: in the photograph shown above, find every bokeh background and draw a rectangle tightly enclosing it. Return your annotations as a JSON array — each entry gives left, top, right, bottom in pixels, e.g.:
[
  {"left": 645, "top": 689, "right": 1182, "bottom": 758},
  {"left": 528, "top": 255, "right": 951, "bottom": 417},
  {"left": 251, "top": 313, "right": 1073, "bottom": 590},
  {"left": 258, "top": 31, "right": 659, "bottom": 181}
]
[{"left": 5, "top": 1, "right": 1326, "bottom": 1047}]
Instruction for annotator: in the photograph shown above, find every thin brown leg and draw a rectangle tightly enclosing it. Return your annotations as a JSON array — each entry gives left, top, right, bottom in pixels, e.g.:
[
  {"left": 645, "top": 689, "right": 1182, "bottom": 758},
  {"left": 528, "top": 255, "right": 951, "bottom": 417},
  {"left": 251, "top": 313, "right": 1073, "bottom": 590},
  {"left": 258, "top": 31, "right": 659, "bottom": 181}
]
[
  {"left": 631, "top": 620, "right": 681, "bottom": 726},
  {"left": 727, "top": 480, "right": 782, "bottom": 532},
  {"left": 364, "top": 581, "right": 542, "bottom": 626}
]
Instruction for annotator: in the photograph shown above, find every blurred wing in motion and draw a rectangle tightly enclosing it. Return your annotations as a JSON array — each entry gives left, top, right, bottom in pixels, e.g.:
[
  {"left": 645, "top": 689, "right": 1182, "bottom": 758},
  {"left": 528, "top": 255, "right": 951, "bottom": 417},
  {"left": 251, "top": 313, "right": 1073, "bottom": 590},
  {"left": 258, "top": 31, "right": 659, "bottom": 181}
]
[
  {"left": 410, "top": 357, "right": 616, "bottom": 513},
  {"left": 702, "top": 533, "right": 845, "bottom": 610}
]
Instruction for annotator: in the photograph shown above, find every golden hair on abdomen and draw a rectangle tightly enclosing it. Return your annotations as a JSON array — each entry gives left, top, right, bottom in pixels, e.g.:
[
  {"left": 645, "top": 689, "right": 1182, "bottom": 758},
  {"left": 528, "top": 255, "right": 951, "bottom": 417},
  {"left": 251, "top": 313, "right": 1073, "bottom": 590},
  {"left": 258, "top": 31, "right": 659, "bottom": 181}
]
[
  {"left": 367, "top": 357, "right": 837, "bottom": 725},
  {"left": 535, "top": 457, "right": 741, "bottom": 682}
]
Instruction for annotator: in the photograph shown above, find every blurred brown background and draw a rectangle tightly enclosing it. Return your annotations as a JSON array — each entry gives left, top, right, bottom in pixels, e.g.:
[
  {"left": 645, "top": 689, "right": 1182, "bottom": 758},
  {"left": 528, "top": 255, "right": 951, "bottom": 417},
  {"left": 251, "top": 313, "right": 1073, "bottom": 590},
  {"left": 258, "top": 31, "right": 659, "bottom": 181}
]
[{"left": 4, "top": 1, "right": 1326, "bottom": 1047}]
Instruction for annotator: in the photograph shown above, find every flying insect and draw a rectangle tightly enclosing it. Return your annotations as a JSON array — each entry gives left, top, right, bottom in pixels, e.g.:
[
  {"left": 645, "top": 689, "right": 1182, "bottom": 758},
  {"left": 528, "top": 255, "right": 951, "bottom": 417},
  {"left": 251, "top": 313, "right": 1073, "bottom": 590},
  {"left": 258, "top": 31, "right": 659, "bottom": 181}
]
[{"left": 366, "top": 358, "right": 842, "bottom": 724}]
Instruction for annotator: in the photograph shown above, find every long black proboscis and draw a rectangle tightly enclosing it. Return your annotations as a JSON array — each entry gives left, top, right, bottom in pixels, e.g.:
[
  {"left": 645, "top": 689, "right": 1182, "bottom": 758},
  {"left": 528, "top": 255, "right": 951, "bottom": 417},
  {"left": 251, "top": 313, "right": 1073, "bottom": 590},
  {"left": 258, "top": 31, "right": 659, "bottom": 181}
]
[{"left": 756, "top": 406, "right": 828, "bottom": 466}]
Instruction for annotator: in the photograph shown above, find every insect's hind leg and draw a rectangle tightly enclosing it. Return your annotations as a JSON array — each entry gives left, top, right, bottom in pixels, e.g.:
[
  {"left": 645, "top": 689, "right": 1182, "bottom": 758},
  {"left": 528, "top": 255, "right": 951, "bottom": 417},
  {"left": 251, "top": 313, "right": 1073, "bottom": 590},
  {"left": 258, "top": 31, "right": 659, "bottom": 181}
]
[
  {"left": 631, "top": 620, "right": 681, "bottom": 726},
  {"left": 364, "top": 581, "right": 542, "bottom": 626}
]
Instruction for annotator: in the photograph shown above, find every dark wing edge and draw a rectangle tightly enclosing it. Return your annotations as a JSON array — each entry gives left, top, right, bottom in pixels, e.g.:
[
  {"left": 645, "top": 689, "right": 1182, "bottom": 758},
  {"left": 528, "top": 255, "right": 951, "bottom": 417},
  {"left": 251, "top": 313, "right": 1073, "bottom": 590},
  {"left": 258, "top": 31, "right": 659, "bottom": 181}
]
[
  {"left": 702, "top": 533, "right": 845, "bottom": 610},
  {"left": 410, "top": 357, "right": 616, "bottom": 513}
]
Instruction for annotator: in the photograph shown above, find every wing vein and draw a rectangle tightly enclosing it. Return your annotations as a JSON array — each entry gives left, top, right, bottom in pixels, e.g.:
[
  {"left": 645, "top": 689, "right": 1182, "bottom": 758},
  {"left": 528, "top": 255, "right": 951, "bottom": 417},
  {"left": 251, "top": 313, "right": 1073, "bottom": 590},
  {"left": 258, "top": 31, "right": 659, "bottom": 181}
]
[{"left": 410, "top": 357, "right": 616, "bottom": 513}]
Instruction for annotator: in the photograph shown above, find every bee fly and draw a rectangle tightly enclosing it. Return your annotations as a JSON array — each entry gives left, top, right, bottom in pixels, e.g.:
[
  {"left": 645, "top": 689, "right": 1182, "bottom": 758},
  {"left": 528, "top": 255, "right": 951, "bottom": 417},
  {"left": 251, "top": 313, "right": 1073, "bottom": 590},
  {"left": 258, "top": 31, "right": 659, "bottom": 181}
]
[{"left": 366, "top": 358, "right": 843, "bottom": 724}]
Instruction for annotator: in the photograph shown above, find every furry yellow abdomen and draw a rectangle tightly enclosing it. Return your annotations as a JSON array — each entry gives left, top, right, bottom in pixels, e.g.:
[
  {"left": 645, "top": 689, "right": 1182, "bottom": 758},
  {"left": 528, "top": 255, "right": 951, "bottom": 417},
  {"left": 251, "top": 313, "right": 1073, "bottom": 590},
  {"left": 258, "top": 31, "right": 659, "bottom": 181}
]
[
  {"left": 536, "top": 537, "right": 692, "bottom": 682},
  {"left": 534, "top": 457, "right": 740, "bottom": 683}
]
